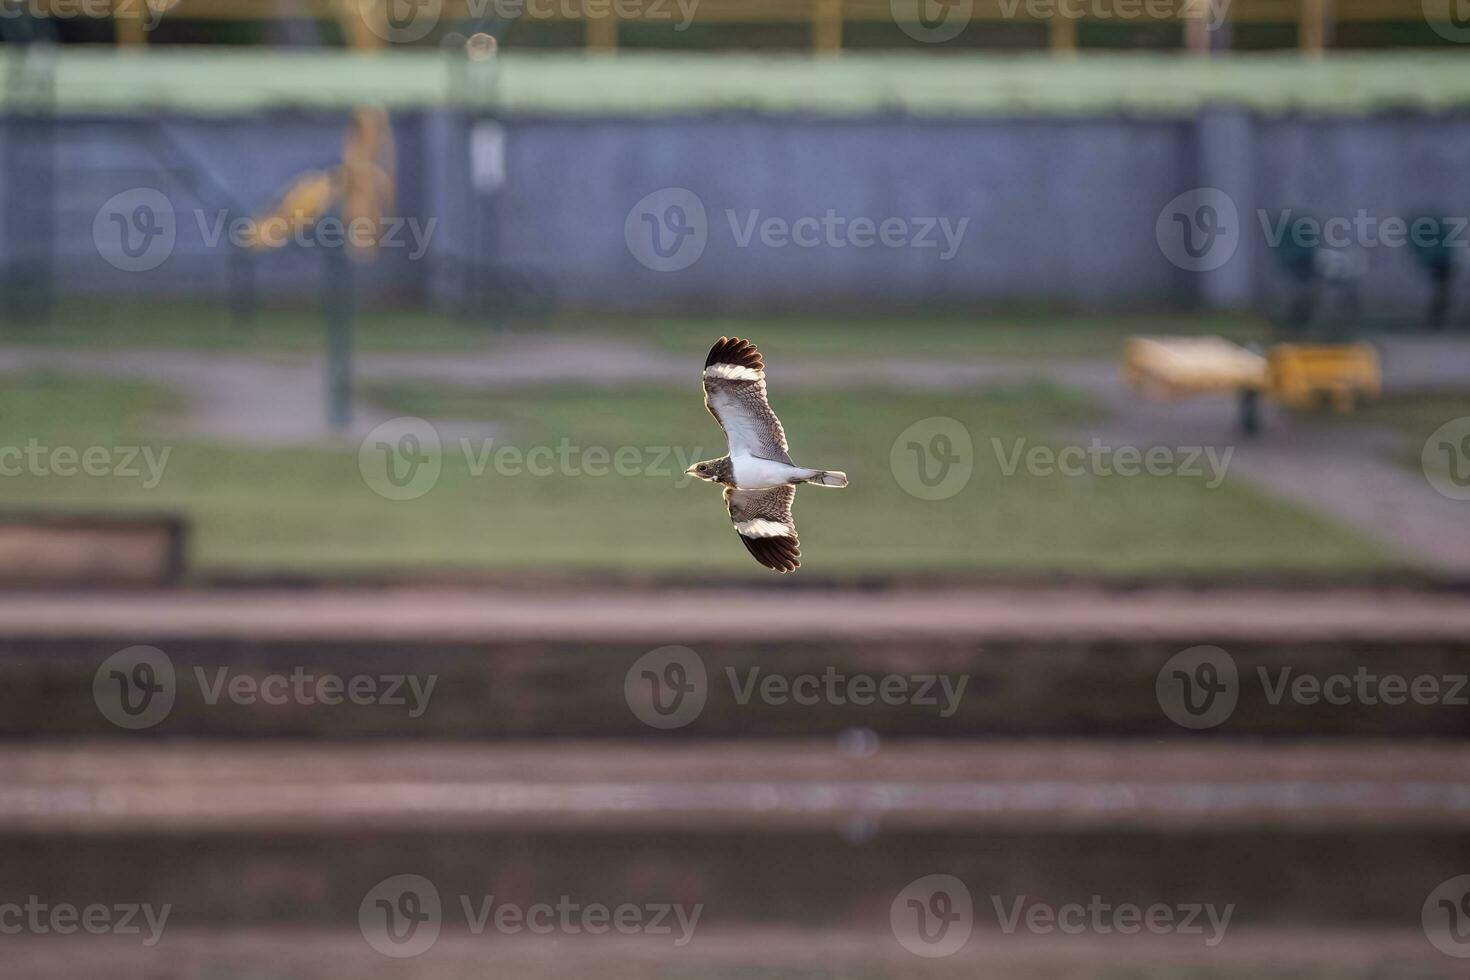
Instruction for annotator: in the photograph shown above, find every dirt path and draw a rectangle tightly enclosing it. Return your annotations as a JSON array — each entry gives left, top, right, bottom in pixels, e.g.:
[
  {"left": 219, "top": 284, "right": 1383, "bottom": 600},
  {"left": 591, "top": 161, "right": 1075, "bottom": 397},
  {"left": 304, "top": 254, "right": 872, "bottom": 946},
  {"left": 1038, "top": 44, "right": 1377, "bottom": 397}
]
[
  {"left": 2, "top": 926, "right": 1454, "bottom": 980},
  {"left": 4, "top": 740, "right": 1467, "bottom": 833},
  {"left": 0, "top": 585, "right": 1465, "bottom": 642}
]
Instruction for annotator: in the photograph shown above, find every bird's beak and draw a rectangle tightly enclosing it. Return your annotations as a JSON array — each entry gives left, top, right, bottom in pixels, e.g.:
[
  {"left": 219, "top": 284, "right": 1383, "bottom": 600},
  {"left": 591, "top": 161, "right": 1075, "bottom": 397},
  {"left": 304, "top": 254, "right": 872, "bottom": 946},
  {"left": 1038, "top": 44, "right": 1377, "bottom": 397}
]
[{"left": 684, "top": 465, "right": 697, "bottom": 475}]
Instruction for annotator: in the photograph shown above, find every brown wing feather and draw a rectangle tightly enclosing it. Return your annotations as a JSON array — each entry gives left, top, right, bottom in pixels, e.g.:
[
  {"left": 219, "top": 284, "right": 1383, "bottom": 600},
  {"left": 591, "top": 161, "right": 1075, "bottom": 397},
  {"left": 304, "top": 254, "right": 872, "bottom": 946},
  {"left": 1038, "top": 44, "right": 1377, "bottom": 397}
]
[
  {"left": 701, "top": 336, "right": 792, "bottom": 463},
  {"left": 724, "top": 486, "right": 800, "bottom": 573}
]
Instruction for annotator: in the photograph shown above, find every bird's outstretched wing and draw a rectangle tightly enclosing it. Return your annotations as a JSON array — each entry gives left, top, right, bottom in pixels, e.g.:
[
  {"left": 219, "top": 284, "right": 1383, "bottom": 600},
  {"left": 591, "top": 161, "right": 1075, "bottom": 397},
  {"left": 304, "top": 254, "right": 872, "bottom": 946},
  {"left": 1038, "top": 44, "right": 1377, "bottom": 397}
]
[
  {"left": 724, "top": 485, "right": 800, "bottom": 573},
  {"left": 702, "top": 337, "right": 792, "bottom": 463}
]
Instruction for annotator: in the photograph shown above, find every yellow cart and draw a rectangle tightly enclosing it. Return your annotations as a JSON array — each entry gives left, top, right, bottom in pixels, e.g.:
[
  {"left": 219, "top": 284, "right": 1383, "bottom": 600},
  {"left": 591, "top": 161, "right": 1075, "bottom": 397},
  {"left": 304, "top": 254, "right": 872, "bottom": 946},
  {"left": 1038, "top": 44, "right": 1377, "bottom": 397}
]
[{"left": 1124, "top": 336, "right": 1381, "bottom": 435}]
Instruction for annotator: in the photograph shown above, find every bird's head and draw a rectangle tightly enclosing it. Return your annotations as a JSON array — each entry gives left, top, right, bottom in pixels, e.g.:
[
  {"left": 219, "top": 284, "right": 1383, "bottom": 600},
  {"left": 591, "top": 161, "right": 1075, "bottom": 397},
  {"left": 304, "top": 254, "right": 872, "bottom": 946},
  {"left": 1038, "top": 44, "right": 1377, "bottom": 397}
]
[{"left": 685, "top": 456, "right": 734, "bottom": 486}]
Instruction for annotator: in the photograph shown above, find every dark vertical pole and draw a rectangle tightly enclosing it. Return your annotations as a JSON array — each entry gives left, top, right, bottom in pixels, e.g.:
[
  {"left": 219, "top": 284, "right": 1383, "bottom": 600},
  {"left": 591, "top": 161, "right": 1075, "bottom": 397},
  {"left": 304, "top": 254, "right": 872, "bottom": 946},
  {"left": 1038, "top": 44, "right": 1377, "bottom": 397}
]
[
  {"left": 4, "top": 43, "right": 56, "bottom": 327},
  {"left": 324, "top": 242, "right": 354, "bottom": 431},
  {"left": 228, "top": 243, "right": 256, "bottom": 328}
]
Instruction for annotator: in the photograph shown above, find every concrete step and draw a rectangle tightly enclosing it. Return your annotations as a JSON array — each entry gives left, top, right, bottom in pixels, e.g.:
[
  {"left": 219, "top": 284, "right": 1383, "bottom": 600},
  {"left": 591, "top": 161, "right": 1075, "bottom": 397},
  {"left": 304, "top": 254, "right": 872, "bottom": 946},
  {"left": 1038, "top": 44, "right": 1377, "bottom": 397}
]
[
  {"left": 0, "top": 927, "right": 1460, "bottom": 979},
  {"left": 3, "top": 740, "right": 1467, "bottom": 932},
  {"left": 1, "top": 586, "right": 1467, "bottom": 739}
]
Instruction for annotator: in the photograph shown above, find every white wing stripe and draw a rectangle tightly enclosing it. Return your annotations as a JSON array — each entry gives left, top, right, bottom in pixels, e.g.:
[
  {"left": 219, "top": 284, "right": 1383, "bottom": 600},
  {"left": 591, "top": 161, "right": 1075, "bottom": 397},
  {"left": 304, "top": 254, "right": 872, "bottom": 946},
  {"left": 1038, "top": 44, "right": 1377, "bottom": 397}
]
[
  {"left": 734, "top": 518, "right": 792, "bottom": 538},
  {"left": 704, "top": 364, "right": 764, "bottom": 381}
]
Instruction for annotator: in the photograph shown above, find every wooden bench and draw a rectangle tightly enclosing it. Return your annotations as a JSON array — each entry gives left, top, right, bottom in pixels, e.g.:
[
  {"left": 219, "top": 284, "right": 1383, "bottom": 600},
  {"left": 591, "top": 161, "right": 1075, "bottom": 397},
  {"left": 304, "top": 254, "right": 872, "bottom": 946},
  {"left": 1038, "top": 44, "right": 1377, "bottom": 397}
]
[{"left": 0, "top": 511, "right": 187, "bottom": 586}]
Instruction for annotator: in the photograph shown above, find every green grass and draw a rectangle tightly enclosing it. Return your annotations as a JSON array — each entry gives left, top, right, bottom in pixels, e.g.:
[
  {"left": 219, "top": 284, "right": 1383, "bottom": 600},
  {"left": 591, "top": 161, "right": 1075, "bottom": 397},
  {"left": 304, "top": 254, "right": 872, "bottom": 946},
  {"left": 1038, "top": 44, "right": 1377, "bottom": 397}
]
[
  {"left": 0, "top": 373, "right": 1395, "bottom": 577},
  {"left": 1305, "top": 390, "right": 1470, "bottom": 476},
  {"left": 1323, "top": 391, "right": 1470, "bottom": 442}
]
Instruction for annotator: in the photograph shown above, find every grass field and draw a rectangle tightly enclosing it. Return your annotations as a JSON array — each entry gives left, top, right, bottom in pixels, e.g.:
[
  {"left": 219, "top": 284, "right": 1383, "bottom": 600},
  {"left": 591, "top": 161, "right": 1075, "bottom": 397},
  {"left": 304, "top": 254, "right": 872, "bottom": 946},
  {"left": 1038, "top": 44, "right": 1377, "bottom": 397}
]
[
  {"left": 1318, "top": 391, "right": 1470, "bottom": 441},
  {"left": 0, "top": 371, "right": 1396, "bottom": 577},
  {"left": 1307, "top": 389, "right": 1470, "bottom": 477}
]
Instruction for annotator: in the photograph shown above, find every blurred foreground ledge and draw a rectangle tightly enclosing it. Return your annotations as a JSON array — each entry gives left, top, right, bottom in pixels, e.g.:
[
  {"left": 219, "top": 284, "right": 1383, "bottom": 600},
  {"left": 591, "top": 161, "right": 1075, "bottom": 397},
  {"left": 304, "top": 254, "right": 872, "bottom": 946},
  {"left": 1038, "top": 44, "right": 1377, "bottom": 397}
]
[
  {"left": 0, "top": 584, "right": 1466, "bottom": 738},
  {"left": 0, "top": 740, "right": 1466, "bottom": 942},
  {"left": 0, "top": 583, "right": 1463, "bottom": 643},
  {"left": 2, "top": 739, "right": 1467, "bottom": 834}
]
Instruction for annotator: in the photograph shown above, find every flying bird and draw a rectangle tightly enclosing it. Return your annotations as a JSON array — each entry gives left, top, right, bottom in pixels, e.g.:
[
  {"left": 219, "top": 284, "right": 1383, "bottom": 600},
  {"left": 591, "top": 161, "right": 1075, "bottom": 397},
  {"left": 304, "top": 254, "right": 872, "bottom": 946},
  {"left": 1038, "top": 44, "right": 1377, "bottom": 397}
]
[{"left": 686, "top": 337, "right": 848, "bottom": 573}]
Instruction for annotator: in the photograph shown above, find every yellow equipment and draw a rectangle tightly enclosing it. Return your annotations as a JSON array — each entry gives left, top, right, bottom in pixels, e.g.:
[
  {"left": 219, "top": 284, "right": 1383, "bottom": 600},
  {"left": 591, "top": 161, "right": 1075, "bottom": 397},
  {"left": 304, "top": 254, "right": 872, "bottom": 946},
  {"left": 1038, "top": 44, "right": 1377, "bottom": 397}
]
[
  {"left": 1124, "top": 335, "right": 1381, "bottom": 434},
  {"left": 244, "top": 107, "right": 396, "bottom": 263},
  {"left": 1266, "top": 343, "right": 1381, "bottom": 411}
]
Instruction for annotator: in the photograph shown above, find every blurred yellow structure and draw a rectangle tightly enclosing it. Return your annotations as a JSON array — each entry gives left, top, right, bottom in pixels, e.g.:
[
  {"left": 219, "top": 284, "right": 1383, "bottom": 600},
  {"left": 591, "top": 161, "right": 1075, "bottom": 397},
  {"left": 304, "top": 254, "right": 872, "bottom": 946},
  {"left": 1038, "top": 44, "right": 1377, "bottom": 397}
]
[
  {"left": 244, "top": 107, "right": 396, "bottom": 262},
  {"left": 1124, "top": 335, "right": 1381, "bottom": 432},
  {"left": 1267, "top": 342, "right": 1382, "bottom": 411},
  {"left": 1124, "top": 336, "right": 1268, "bottom": 399}
]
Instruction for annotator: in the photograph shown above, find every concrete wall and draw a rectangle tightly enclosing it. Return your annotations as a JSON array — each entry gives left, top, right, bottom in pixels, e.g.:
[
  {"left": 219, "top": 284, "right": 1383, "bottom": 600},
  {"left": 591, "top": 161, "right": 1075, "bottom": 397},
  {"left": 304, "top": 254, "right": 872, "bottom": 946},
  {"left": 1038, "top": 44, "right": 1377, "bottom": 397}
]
[{"left": 4, "top": 109, "right": 1469, "bottom": 317}]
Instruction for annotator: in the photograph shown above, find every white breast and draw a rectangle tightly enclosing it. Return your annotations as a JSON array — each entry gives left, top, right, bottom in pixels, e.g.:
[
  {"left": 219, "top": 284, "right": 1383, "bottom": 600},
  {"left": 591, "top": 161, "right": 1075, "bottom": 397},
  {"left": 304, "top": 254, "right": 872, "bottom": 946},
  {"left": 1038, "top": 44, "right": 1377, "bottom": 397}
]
[{"left": 731, "top": 455, "right": 803, "bottom": 489}]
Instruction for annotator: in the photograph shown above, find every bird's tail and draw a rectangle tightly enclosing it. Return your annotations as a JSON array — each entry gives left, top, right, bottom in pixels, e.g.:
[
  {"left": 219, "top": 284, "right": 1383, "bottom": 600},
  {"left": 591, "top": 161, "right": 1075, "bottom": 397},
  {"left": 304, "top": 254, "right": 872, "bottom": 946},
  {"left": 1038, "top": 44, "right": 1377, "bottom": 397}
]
[{"left": 804, "top": 469, "right": 848, "bottom": 488}]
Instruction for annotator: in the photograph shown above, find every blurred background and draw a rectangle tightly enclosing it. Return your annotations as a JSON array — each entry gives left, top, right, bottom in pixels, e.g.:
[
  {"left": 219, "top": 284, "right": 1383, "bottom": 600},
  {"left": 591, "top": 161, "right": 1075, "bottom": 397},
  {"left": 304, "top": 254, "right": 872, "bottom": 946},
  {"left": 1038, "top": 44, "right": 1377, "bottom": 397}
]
[{"left": 0, "top": 1, "right": 1468, "bottom": 977}]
